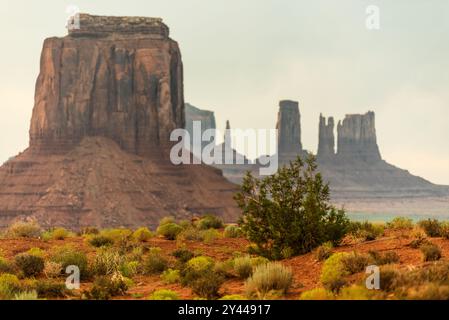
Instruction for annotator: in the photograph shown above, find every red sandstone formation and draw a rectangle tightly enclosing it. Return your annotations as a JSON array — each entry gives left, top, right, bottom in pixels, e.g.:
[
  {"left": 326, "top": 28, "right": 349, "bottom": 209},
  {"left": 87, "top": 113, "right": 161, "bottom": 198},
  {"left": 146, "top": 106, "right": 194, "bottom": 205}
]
[{"left": 0, "top": 14, "right": 240, "bottom": 229}]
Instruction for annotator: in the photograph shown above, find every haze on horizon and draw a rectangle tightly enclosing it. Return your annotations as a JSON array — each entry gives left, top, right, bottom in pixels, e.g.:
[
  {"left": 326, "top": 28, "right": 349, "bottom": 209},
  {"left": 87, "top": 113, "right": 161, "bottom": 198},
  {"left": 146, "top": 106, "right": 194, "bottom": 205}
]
[{"left": 0, "top": 0, "right": 448, "bottom": 185}]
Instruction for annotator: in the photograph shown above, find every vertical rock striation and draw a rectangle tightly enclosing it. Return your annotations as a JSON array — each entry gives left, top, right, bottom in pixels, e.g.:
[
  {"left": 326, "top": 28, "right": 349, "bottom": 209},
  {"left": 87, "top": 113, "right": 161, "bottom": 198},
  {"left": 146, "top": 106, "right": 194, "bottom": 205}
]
[
  {"left": 276, "top": 100, "right": 303, "bottom": 160},
  {"left": 336, "top": 111, "right": 382, "bottom": 162},
  {"left": 317, "top": 114, "right": 335, "bottom": 160}
]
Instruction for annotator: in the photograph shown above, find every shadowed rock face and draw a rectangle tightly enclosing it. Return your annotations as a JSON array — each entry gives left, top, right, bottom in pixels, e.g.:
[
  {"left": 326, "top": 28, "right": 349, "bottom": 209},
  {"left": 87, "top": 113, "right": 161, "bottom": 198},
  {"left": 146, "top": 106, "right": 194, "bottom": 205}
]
[
  {"left": 277, "top": 100, "right": 303, "bottom": 160},
  {"left": 317, "top": 114, "right": 335, "bottom": 160},
  {"left": 336, "top": 112, "right": 382, "bottom": 162},
  {"left": 30, "top": 14, "right": 184, "bottom": 156},
  {"left": 185, "top": 103, "right": 216, "bottom": 154}
]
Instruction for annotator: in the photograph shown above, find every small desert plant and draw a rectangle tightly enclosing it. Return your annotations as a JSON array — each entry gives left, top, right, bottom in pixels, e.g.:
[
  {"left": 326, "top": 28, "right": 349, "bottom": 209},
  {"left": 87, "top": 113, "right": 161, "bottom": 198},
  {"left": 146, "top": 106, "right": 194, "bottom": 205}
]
[
  {"left": 315, "top": 242, "right": 333, "bottom": 261},
  {"left": 214, "top": 259, "right": 235, "bottom": 278},
  {"left": 43, "top": 261, "right": 63, "bottom": 279},
  {"left": 190, "top": 271, "right": 224, "bottom": 300},
  {"left": 341, "top": 252, "right": 372, "bottom": 275},
  {"left": 34, "top": 280, "right": 68, "bottom": 298},
  {"left": 161, "top": 269, "right": 181, "bottom": 284},
  {"left": 87, "top": 273, "right": 129, "bottom": 300},
  {"left": 181, "top": 256, "right": 215, "bottom": 286},
  {"left": 0, "top": 274, "right": 21, "bottom": 299},
  {"left": 15, "top": 253, "right": 45, "bottom": 277},
  {"left": 176, "top": 226, "right": 203, "bottom": 242},
  {"left": 337, "top": 285, "right": 377, "bottom": 300},
  {"left": 245, "top": 263, "right": 293, "bottom": 299},
  {"left": 27, "top": 248, "right": 45, "bottom": 258},
  {"left": 320, "top": 253, "right": 349, "bottom": 292},
  {"left": 368, "top": 250, "right": 400, "bottom": 265},
  {"left": 14, "top": 290, "right": 39, "bottom": 300},
  {"left": 157, "top": 223, "right": 183, "bottom": 240},
  {"left": 387, "top": 217, "right": 414, "bottom": 230},
  {"left": 91, "top": 249, "right": 123, "bottom": 276},
  {"left": 172, "top": 248, "right": 195, "bottom": 263},
  {"left": 148, "top": 289, "right": 180, "bottom": 300},
  {"left": 348, "top": 221, "right": 384, "bottom": 242},
  {"left": 233, "top": 256, "right": 254, "bottom": 279},
  {"left": 120, "top": 261, "right": 140, "bottom": 278},
  {"left": 199, "top": 229, "right": 221, "bottom": 243},
  {"left": 299, "top": 288, "right": 335, "bottom": 300},
  {"left": 197, "top": 215, "right": 224, "bottom": 230},
  {"left": 132, "top": 227, "right": 154, "bottom": 242},
  {"left": 420, "top": 244, "right": 442, "bottom": 262},
  {"left": 51, "top": 246, "right": 89, "bottom": 279},
  {"left": 43, "top": 227, "right": 72, "bottom": 241},
  {"left": 0, "top": 257, "right": 13, "bottom": 274},
  {"left": 379, "top": 267, "right": 401, "bottom": 292},
  {"left": 418, "top": 219, "right": 442, "bottom": 237},
  {"left": 88, "top": 234, "right": 115, "bottom": 248},
  {"left": 409, "top": 227, "right": 431, "bottom": 248},
  {"left": 6, "top": 221, "right": 41, "bottom": 238},
  {"left": 219, "top": 294, "right": 247, "bottom": 300},
  {"left": 80, "top": 227, "right": 99, "bottom": 235},
  {"left": 224, "top": 225, "right": 242, "bottom": 238},
  {"left": 144, "top": 248, "right": 169, "bottom": 274}
]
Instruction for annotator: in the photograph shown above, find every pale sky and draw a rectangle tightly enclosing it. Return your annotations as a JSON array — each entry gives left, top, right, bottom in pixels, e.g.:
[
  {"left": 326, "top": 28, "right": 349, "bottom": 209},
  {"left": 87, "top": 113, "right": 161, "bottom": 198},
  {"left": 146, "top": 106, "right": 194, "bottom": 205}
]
[{"left": 0, "top": 0, "right": 448, "bottom": 184}]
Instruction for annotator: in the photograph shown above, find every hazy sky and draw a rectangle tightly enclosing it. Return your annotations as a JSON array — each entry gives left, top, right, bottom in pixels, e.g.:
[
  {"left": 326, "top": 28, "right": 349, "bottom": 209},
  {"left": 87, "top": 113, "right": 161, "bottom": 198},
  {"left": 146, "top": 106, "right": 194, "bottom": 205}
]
[{"left": 0, "top": 0, "right": 448, "bottom": 184}]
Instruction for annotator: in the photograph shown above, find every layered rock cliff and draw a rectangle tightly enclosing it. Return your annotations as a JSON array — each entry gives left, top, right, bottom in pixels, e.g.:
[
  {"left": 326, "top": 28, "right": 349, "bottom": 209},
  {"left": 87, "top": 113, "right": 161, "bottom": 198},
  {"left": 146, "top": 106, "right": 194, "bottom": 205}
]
[{"left": 0, "top": 14, "right": 240, "bottom": 229}]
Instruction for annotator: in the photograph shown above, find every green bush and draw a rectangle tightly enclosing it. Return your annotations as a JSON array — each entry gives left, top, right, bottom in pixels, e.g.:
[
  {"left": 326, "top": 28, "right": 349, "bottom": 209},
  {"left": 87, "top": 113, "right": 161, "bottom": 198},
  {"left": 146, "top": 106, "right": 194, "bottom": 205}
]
[
  {"left": 299, "top": 288, "right": 334, "bottom": 300},
  {"left": 245, "top": 263, "right": 293, "bottom": 299},
  {"left": 15, "top": 253, "right": 45, "bottom": 277},
  {"left": 341, "top": 252, "right": 372, "bottom": 275},
  {"left": 148, "top": 289, "right": 180, "bottom": 300},
  {"left": 190, "top": 271, "right": 224, "bottom": 300},
  {"left": 51, "top": 246, "right": 89, "bottom": 279},
  {"left": 120, "top": 261, "right": 140, "bottom": 278},
  {"left": 157, "top": 223, "right": 183, "bottom": 240},
  {"left": 0, "top": 257, "right": 13, "bottom": 274},
  {"left": 172, "top": 248, "right": 195, "bottom": 263},
  {"left": 418, "top": 219, "right": 443, "bottom": 237},
  {"left": 132, "top": 227, "right": 154, "bottom": 242},
  {"left": 35, "top": 280, "right": 67, "bottom": 298},
  {"left": 235, "top": 156, "right": 349, "bottom": 260},
  {"left": 176, "top": 226, "right": 203, "bottom": 242},
  {"left": 181, "top": 256, "right": 215, "bottom": 286},
  {"left": 91, "top": 249, "right": 123, "bottom": 276},
  {"left": 224, "top": 225, "right": 242, "bottom": 238},
  {"left": 0, "top": 274, "right": 21, "bottom": 299},
  {"left": 43, "top": 228, "right": 72, "bottom": 241},
  {"left": 337, "top": 285, "right": 376, "bottom": 300},
  {"left": 420, "top": 244, "right": 442, "bottom": 262},
  {"left": 348, "top": 221, "right": 384, "bottom": 241},
  {"left": 144, "top": 248, "right": 169, "bottom": 275},
  {"left": 27, "top": 248, "right": 45, "bottom": 258},
  {"left": 387, "top": 217, "right": 414, "bottom": 230},
  {"left": 88, "top": 235, "right": 115, "bottom": 248},
  {"left": 199, "top": 229, "right": 221, "bottom": 243},
  {"left": 197, "top": 215, "right": 224, "bottom": 230},
  {"left": 161, "top": 269, "right": 181, "bottom": 284},
  {"left": 6, "top": 221, "right": 41, "bottom": 238},
  {"left": 315, "top": 242, "right": 333, "bottom": 261},
  {"left": 87, "top": 274, "right": 129, "bottom": 300},
  {"left": 368, "top": 250, "right": 400, "bottom": 265},
  {"left": 320, "top": 253, "right": 349, "bottom": 292}
]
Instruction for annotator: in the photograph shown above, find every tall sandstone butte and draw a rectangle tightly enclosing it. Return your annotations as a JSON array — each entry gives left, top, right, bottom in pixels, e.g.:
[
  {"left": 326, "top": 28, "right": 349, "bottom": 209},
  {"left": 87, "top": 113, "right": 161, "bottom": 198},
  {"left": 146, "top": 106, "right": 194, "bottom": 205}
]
[
  {"left": 317, "top": 114, "right": 335, "bottom": 160},
  {"left": 276, "top": 100, "right": 304, "bottom": 162},
  {"left": 0, "top": 14, "right": 240, "bottom": 229}
]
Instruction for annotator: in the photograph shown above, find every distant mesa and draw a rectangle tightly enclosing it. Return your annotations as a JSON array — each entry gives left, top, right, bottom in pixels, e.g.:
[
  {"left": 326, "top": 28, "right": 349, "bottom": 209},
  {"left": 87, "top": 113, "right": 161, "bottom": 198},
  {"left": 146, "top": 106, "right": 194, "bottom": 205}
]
[{"left": 0, "top": 14, "right": 240, "bottom": 230}]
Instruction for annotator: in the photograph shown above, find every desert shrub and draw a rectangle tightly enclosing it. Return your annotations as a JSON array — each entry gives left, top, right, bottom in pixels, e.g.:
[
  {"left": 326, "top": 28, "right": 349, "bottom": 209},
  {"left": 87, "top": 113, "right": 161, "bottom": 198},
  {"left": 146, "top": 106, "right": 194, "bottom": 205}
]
[
  {"left": 368, "top": 250, "right": 400, "bottom": 265},
  {"left": 161, "top": 269, "right": 181, "bottom": 284},
  {"left": 348, "top": 221, "right": 384, "bottom": 242},
  {"left": 337, "top": 285, "right": 376, "bottom": 300},
  {"left": 159, "top": 217, "right": 176, "bottom": 226},
  {"left": 14, "top": 290, "right": 39, "bottom": 300},
  {"left": 27, "top": 248, "right": 45, "bottom": 258},
  {"left": 341, "top": 252, "right": 372, "bottom": 275},
  {"left": 387, "top": 217, "right": 414, "bottom": 230},
  {"left": 120, "top": 261, "right": 140, "bottom": 278},
  {"left": 144, "top": 248, "right": 168, "bottom": 275},
  {"left": 236, "top": 156, "right": 349, "bottom": 260},
  {"left": 87, "top": 274, "right": 129, "bottom": 300},
  {"left": 420, "top": 244, "right": 442, "bottom": 262},
  {"left": 406, "top": 283, "right": 449, "bottom": 300},
  {"left": 43, "top": 261, "right": 63, "bottom": 279},
  {"left": 418, "top": 219, "right": 442, "bottom": 237},
  {"left": 101, "top": 229, "right": 133, "bottom": 244},
  {"left": 409, "top": 227, "right": 431, "bottom": 248},
  {"left": 199, "top": 229, "right": 221, "bottom": 243},
  {"left": 91, "top": 249, "right": 123, "bottom": 276},
  {"left": 224, "top": 225, "right": 242, "bottom": 238},
  {"left": 157, "top": 223, "right": 183, "bottom": 240},
  {"left": 181, "top": 256, "right": 215, "bottom": 286},
  {"left": 0, "top": 274, "right": 21, "bottom": 299},
  {"left": 245, "top": 263, "right": 293, "bottom": 299},
  {"left": 320, "top": 253, "right": 349, "bottom": 292},
  {"left": 233, "top": 256, "right": 253, "bottom": 279},
  {"left": 197, "top": 215, "right": 224, "bottom": 230},
  {"left": 176, "top": 226, "right": 202, "bottom": 242},
  {"left": 219, "top": 294, "right": 247, "bottom": 300},
  {"left": 87, "top": 234, "right": 114, "bottom": 248},
  {"left": 43, "top": 228, "right": 72, "bottom": 241},
  {"left": 299, "top": 288, "right": 334, "bottom": 300},
  {"left": 214, "top": 259, "right": 235, "bottom": 278},
  {"left": 0, "top": 257, "right": 14, "bottom": 274},
  {"left": 6, "top": 221, "right": 41, "bottom": 239},
  {"left": 34, "top": 280, "right": 67, "bottom": 298},
  {"left": 132, "top": 227, "right": 154, "bottom": 242},
  {"left": 379, "top": 267, "right": 401, "bottom": 292},
  {"left": 148, "top": 289, "right": 180, "bottom": 300},
  {"left": 172, "top": 248, "right": 195, "bottom": 264},
  {"left": 15, "top": 253, "right": 45, "bottom": 277},
  {"left": 315, "top": 242, "right": 333, "bottom": 261},
  {"left": 190, "top": 271, "right": 224, "bottom": 300},
  {"left": 81, "top": 227, "right": 99, "bottom": 235},
  {"left": 51, "top": 246, "right": 89, "bottom": 279}
]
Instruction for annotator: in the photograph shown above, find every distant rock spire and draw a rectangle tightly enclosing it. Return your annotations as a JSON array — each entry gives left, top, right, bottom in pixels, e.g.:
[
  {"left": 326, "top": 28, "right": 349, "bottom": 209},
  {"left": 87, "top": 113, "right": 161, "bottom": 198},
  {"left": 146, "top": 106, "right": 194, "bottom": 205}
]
[
  {"left": 276, "top": 100, "right": 303, "bottom": 159},
  {"left": 224, "top": 120, "right": 232, "bottom": 148},
  {"left": 317, "top": 114, "right": 335, "bottom": 160}
]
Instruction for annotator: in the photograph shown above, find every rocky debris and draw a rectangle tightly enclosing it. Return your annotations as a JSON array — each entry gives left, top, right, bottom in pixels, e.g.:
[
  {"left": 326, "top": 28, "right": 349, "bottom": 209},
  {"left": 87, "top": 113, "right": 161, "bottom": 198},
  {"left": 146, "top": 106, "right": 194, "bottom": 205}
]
[
  {"left": 276, "top": 100, "right": 304, "bottom": 162},
  {"left": 317, "top": 114, "right": 335, "bottom": 160},
  {"left": 336, "top": 112, "right": 382, "bottom": 162},
  {"left": 30, "top": 13, "right": 184, "bottom": 157},
  {"left": 0, "top": 15, "right": 240, "bottom": 229}
]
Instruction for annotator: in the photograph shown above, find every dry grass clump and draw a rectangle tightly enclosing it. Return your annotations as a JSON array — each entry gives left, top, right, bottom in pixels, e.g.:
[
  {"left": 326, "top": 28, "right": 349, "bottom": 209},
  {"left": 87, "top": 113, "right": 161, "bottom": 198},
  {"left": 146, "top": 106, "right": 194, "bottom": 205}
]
[{"left": 245, "top": 263, "right": 292, "bottom": 299}]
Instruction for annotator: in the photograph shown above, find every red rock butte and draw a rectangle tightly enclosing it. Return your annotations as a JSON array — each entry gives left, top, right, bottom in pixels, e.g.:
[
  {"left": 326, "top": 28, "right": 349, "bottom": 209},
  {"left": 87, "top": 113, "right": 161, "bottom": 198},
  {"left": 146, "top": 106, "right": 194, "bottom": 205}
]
[{"left": 0, "top": 14, "right": 240, "bottom": 230}]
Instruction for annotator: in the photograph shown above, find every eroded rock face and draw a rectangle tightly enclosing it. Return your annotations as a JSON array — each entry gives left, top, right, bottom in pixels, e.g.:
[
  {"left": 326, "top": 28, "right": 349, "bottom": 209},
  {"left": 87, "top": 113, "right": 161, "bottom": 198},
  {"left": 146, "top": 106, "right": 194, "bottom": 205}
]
[
  {"left": 185, "top": 103, "right": 216, "bottom": 154},
  {"left": 277, "top": 100, "right": 303, "bottom": 160},
  {"left": 337, "top": 112, "right": 382, "bottom": 162},
  {"left": 30, "top": 14, "right": 184, "bottom": 156},
  {"left": 317, "top": 114, "right": 335, "bottom": 160}
]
